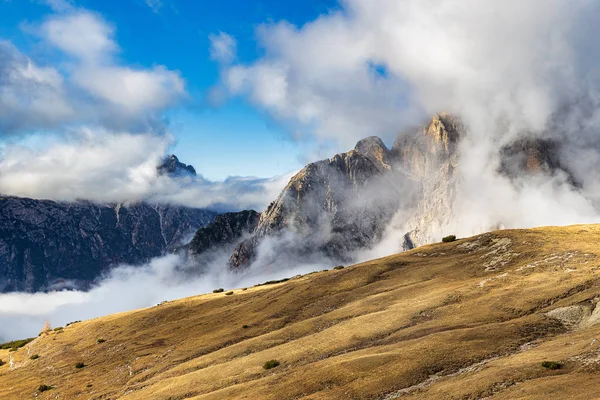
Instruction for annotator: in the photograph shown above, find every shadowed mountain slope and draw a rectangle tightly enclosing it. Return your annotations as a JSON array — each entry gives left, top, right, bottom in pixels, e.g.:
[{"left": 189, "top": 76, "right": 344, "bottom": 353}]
[
  {"left": 3, "top": 225, "right": 600, "bottom": 399},
  {"left": 0, "top": 196, "right": 216, "bottom": 292}
]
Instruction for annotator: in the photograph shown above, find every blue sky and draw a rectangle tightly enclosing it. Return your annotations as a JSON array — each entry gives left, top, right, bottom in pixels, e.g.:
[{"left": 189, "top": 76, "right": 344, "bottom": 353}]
[{"left": 0, "top": 0, "right": 341, "bottom": 180}]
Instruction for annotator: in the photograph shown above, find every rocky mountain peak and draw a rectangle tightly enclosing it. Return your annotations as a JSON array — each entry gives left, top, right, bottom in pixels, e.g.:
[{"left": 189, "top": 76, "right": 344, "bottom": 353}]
[
  {"left": 229, "top": 148, "right": 400, "bottom": 268},
  {"left": 157, "top": 154, "right": 197, "bottom": 177},
  {"left": 354, "top": 136, "right": 392, "bottom": 171},
  {"left": 425, "top": 113, "right": 460, "bottom": 155},
  {"left": 391, "top": 113, "right": 461, "bottom": 179}
]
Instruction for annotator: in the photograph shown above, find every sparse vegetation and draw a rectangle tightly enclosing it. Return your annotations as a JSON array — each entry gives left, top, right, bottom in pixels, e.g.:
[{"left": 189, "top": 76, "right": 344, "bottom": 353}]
[
  {"left": 54, "top": 327, "right": 64, "bottom": 331},
  {"left": 97, "top": 338, "right": 106, "bottom": 343},
  {"left": 87, "top": 383, "right": 93, "bottom": 388},
  {"left": 258, "top": 278, "right": 290, "bottom": 286},
  {"left": 30, "top": 354, "right": 40, "bottom": 360},
  {"left": 263, "top": 359, "right": 280, "bottom": 370},
  {"left": 442, "top": 235, "right": 457, "bottom": 243},
  {"left": 66, "top": 321, "right": 81, "bottom": 327},
  {"left": 213, "top": 288, "right": 224, "bottom": 293},
  {"left": 38, "top": 385, "right": 53, "bottom": 392},
  {"left": 541, "top": 361, "right": 562, "bottom": 370},
  {"left": 1, "top": 338, "right": 35, "bottom": 350},
  {"left": 75, "top": 362, "right": 85, "bottom": 369},
  {"left": 225, "top": 291, "right": 234, "bottom": 295},
  {"left": 0, "top": 359, "right": 4, "bottom": 366},
  {"left": 333, "top": 265, "right": 345, "bottom": 270},
  {"left": 2, "top": 226, "right": 600, "bottom": 399}
]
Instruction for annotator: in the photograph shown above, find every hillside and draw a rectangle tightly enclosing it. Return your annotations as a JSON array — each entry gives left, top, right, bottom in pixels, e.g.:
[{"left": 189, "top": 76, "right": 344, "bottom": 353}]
[{"left": 2, "top": 225, "right": 600, "bottom": 399}]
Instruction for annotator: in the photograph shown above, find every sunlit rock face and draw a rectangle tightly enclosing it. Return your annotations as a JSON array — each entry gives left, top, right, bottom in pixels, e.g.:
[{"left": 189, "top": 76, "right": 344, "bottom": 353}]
[
  {"left": 225, "top": 112, "right": 578, "bottom": 268},
  {"left": 229, "top": 149, "right": 405, "bottom": 268}
]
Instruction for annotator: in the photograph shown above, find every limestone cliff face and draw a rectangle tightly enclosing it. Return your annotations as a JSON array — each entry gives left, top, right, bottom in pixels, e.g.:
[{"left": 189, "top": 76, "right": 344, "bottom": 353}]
[
  {"left": 229, "top": 149, "right": 402, "bottom": 268},
  {"left": 400, "top": 116, "right": 575, "bottom": 249},
  {"left": 392, "top": 113, "right": 460, "bottom": 178},
  {"left": 397, "top": 113, "right": 461, "bottom": 248}
]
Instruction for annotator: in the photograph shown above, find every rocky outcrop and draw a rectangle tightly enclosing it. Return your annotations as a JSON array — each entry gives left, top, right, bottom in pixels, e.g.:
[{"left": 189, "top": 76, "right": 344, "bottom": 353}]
[
  {"left": 499, "top": 137, "right": 576, "bottom": 182},
  {"left": 157, "top": 154, "right": 197, "bottom": 177},
  {"left": 229, "top": 149, "right": 404, "bottom": 268},
  {"left": 189, "top": 210, "right": 260, "bottom": 256},
  {"left": 0, "top": 197, "right": 215, "bottom": 293}
]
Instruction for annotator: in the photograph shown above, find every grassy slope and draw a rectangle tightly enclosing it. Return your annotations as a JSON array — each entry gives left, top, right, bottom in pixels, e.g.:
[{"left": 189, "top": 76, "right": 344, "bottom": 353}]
[{"left": 2, "top": 225, "right": 600, "bottom": 399}]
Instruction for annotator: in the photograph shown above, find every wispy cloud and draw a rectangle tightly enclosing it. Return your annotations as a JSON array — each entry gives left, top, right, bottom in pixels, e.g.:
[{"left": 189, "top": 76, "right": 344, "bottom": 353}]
[
  {"left": 145, "top": 0, "right": 163, "bottom": 14},
  {"left": 209, "top": 32, "right": 236, "bottom": 64}
]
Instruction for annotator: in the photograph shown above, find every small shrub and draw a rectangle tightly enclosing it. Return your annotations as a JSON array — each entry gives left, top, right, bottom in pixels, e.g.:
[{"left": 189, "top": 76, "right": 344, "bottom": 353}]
[
  {"left": 333, "top": 265, "right": 345, "bottom": 270},
  {"left": 38, "top": 385, "right": 53, "bottom": 392},
  {"left": 541, "top": 361, "right": 562, "bottom": 370},
  {"left": 30, "top": 354, "right": 40, "bottom": 360},
  {"left": 86, "top": 383, "right": 93, "bottom": 388},
  {"left": 442, "top": 235, "right": 457, "bottom": 243},
  {"left": 242, "top": 325, "right": 249, "bottom": 329},
  {"left": 9, "top": 348, "right": 18, "bottom": 352},
  {"left": 53, "top": 327, "right": 63, "bottom": 331},
  {"left": 75, "top": 362, "right": 85, "bottom": 369},
  {"left": 0, "top": 359, "right": 5, "bottom": 366},
  {"left": 242, "top": 288, "right": 248, "bottom": 291},
  {"left": 260, "top": 278, "right": 290, "bottom": 286},
  {"left": 213, "top": 288, "right": 224, "bottom": 293},
  {"left": 66, "top": 320, "right": 81, "bottom": 327},
  {"left": 263, "top": 359, "right": 280, "bottom": 369},
  {"left": 225, "top": 291, "right": 234, "bottom": 295},
  {"left": 97, "top": 338, "right": 106, "bottom": 344}
]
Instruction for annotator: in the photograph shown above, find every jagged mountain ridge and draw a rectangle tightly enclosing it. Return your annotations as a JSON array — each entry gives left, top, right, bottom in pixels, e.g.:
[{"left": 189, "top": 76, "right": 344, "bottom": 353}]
[
  {"left": 0, "top": 196, "right": 216, "bottom": 292},
  {"left": 229, "top": 146, "right": 407, "bottom": 268},
  {"left": 194, "top": 113, "right": 575, "bottom": 270}
]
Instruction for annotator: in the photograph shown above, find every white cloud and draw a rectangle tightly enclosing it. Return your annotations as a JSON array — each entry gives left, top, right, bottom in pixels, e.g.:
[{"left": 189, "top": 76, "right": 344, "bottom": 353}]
[
  {"left": 0, "top": 41, "right": 74, "bottom": 133},
  {"left": 41, "top": 11, "right": 117, "bottom": 63},
  {"left": 213, "top": 0, "right": 600, "bottom": 253},
  {"left": 39, "top": 9, "right": 186, "bottom": 117},
  {"left": 73, "top": 66, "right": 184, "bottom": 114},
  {"left": 217, "top": 0, "right": 592, "bottom": 147},
  {"left": 0, "top": 250, "right": 328, "bottom": 342},
  {"left": 145, "top": 0, "right": 163, "bottom": 14},
  {"left": 0, "top": 127, "right": 291, "bottom": 210},
  {"left": 209, "top": 32, "right": 237, "bottom": 64}
]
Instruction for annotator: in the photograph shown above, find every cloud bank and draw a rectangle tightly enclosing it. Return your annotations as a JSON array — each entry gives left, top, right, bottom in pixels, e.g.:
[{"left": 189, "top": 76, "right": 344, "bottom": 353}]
[
  {"left": 0, "top": 251, "right": 329, "bottom": 342},
  {"left": 0, "top": 128, "right": 291, "bottom": 210},
  {"left": 0, "top": 3, "right": 287, "bottom": 211},
  {"left": 214, "top": 0, "right": 600, "bottom": 244}
]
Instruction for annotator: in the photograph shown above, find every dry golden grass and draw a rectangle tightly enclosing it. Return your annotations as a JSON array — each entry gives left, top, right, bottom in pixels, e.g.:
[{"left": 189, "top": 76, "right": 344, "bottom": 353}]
[{"left": 3, "top": 225, "right": 600, "bottom": 399}]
